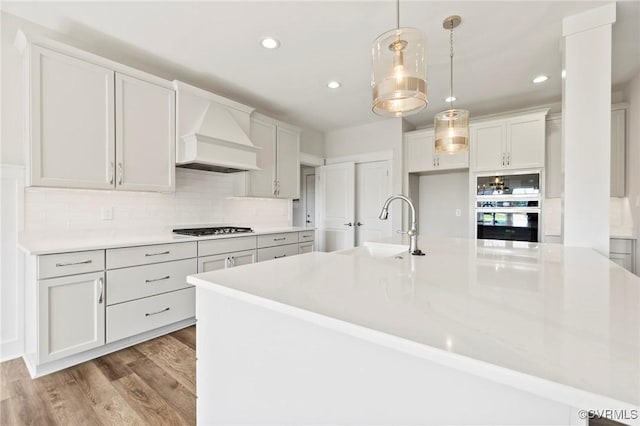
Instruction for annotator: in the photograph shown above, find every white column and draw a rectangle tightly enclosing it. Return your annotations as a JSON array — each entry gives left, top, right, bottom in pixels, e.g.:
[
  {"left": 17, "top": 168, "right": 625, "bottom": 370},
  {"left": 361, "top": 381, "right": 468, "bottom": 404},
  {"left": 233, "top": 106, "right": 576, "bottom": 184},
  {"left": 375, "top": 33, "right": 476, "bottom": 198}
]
[{"left": 562, "top": 4, "right": 616, "bottom": 256}]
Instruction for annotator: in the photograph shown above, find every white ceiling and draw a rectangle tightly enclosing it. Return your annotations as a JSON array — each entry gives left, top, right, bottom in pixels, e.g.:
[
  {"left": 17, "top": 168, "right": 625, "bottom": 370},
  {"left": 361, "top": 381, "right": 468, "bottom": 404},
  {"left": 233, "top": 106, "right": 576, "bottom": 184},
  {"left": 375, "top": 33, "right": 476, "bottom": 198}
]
[{"left": 3, "top": 1, "right": 639, "bottom": 133}]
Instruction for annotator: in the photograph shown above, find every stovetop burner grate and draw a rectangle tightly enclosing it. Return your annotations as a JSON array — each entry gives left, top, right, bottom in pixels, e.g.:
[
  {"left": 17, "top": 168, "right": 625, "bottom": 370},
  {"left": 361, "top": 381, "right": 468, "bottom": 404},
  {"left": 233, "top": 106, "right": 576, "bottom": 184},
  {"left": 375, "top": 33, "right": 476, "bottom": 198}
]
[{"left": 172, "top": 226, "right": 254, "bottom": 236}]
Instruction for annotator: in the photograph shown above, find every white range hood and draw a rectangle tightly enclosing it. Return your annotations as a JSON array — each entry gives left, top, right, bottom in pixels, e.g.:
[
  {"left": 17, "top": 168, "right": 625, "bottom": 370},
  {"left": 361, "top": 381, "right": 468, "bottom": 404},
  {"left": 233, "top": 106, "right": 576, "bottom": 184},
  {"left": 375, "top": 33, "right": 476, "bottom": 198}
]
[{"left": 174, "top": 81, "right": 260, "bottom": 173}]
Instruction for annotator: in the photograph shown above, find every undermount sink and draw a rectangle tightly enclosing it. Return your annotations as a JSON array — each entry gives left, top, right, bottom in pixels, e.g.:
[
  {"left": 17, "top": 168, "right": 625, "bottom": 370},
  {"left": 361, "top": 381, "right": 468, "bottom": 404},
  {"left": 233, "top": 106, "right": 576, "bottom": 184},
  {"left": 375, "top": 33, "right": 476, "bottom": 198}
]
[{"left": 361, "top": 242, "right": 409, "bottom": 259}]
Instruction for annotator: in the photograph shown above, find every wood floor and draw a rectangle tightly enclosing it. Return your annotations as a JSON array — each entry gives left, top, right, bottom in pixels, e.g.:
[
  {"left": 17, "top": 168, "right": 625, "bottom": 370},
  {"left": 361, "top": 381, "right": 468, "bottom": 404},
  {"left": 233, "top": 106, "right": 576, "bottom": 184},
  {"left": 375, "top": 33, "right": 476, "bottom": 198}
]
[{"left": 0, "top": 326, "right": 196, "bottom": 426}]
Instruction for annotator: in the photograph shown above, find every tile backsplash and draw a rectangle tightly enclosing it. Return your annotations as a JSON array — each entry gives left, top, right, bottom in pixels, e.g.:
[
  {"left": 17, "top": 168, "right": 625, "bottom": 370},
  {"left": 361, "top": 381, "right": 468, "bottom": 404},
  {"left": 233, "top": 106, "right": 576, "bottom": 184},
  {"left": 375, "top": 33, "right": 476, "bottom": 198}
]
[{"left": 23, "top": 168, "right": 291, "bottom": 233}]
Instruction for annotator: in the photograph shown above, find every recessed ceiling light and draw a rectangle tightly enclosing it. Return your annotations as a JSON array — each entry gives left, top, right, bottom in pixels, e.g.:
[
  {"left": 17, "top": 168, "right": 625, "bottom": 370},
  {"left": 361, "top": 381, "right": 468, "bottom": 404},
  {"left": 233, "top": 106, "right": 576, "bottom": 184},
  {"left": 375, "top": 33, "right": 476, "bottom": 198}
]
[
  {"left": 532, "top": 75, "right": 549, "bottom": 84},
  {"left": 261, "top": 38, "right": 280, "bottom": 49},
  {"left": 561, "top": 70, "right": 566, "bottom": 79},
  {"left": 327, "top": 81, "right": 341, "bottom": 89},
  {"left": 445, "top": 96, "right": 456, "bottom": 103}
]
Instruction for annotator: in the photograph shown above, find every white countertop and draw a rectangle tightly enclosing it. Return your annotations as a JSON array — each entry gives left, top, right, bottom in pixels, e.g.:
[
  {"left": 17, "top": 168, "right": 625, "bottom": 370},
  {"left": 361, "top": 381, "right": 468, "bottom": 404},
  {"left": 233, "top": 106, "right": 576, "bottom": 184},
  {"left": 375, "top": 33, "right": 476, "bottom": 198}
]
[
  {"left": 18, "top": 226, "right": 312, "bottom": 255},
  {"left": 188, "top": 237, "right": 640, "bottom": 411}
]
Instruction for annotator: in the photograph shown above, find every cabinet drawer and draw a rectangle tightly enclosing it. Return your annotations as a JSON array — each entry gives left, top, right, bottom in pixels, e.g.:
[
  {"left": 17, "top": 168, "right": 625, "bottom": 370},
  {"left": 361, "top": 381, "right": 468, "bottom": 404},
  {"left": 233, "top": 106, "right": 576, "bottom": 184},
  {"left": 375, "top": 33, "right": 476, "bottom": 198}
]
[
  {"left": 299, "top": 242, "right": 314, "bottom": 254},
  {"left": 299, "top": 230, "right": 315, "bottom": 241},
  {"left": 257, "top": 232, "right": 299, "bottom": 248},
  {"left": 107, "top": 242, "right": 197, "bottom": 269},
  {"left": 257, "top": 243, "right": 299, "bottom": 262},
  {"left": 106, "top": 258, "right": 196, "bottom": 305},
  {"left": 198, "top": 236, "right": 257, "bottom": 257},
  {"left": 106, "top": 287, "right": 195, "bottom": 343},
  {"left": 610, "top": 238, "right": 633, "bottom": 254},
  {"left": 38, "top": 250, "right": 105, "bottom": 279}
]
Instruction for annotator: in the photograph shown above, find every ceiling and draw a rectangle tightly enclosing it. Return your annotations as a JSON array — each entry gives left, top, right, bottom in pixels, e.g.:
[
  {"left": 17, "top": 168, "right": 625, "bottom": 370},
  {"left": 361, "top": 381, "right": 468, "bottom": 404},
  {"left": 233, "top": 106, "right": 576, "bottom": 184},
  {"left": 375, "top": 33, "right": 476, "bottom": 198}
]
[{"left": 3, "top": 1, "right": 639, "bottom": 133}]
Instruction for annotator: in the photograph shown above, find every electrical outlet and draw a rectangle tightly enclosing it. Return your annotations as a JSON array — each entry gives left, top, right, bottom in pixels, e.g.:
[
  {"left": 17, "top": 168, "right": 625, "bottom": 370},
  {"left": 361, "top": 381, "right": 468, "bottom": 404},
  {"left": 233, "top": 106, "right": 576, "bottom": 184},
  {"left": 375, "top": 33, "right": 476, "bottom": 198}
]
[
  {"left": 101, "top": 207, "right": 113, "bottom": 220},
  {"left": 455, "top": 209, "right": 462, "bottom": 217}
]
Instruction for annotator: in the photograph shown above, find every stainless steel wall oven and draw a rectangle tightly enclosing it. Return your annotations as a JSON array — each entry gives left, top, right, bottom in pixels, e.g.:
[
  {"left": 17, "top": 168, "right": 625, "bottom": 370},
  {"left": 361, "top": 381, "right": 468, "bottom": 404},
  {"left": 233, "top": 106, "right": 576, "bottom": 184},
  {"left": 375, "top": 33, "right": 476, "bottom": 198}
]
[{"left": 475, "top": 173, "right": 541, "bottom": 242}]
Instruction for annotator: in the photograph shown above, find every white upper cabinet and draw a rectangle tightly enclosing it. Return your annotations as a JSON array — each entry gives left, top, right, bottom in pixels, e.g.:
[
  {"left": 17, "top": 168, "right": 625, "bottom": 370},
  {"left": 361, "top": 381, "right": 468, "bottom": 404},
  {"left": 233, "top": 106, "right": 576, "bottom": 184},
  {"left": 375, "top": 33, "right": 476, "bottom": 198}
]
[
  {"left": 115, "top": 73, "right": 175, "bottom": 192},
  {"left": 275, "top": 126, "right": 301, "bottom": 198},
  {"left": 404, "top": 129, "right": 468, "bottom": 173},
  {"left": 26, "top": 42, "right": 175, "bottom": 192},
  {"left": 30, "top": 45, "right": 115, "bottom": 189},
  {"left": 405, "top": 131, "right": 434, "bottom": 173},
  {"left": 246, "top": 114, "right": 300, "bottom": 198},
  {"left": 470, "top": 110, "right": 547, "bottom": 172}
]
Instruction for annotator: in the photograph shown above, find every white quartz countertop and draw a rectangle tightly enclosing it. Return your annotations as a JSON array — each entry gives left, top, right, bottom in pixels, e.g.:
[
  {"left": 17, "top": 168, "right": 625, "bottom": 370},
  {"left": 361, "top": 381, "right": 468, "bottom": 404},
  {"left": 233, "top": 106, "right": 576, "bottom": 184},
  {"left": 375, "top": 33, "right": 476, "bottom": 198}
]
[
  {"left": 188, "top": 237, "right": 640, "bottom": 411},
  {"left": 18, "top": 226, "right": 312, "bottom": 255}
]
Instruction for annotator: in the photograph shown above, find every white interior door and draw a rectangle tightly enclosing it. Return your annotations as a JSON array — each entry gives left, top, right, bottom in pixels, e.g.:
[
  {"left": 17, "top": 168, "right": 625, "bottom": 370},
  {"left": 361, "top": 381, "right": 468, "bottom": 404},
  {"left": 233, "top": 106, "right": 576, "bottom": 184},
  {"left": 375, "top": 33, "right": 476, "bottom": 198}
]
[
  {"left": 305, "top": 173, "right": 315, "bottom": 226},
  {"left": 355, "top": 161, "right": 392, "bottom": 246},
  {"left": 318, "top": 162, "right": 355, "bottom": 252}
]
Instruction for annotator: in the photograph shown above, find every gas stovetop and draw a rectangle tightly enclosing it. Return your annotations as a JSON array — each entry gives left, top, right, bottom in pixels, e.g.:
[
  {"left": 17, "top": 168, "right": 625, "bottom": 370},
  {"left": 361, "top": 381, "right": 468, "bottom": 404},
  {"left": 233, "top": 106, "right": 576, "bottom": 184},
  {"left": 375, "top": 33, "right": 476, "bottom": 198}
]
[{"left": 172, "top": 226, "right": 254, "bottom": 237}]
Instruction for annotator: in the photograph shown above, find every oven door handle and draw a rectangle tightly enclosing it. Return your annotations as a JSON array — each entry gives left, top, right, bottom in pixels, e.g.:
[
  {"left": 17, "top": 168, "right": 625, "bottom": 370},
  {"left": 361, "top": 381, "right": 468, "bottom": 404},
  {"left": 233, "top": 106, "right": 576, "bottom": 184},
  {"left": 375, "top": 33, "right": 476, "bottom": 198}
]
[{"left": 476, "top": 208, "right": 540, "bottom": 214}]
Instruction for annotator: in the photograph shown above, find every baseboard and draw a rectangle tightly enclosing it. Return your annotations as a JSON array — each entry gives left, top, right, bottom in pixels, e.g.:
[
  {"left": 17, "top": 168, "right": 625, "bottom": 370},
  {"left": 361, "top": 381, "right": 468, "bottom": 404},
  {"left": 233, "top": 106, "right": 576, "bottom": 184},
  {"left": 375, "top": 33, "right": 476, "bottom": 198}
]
[{"left": 23, "top": 318, "right": 196, "bottom": 378}]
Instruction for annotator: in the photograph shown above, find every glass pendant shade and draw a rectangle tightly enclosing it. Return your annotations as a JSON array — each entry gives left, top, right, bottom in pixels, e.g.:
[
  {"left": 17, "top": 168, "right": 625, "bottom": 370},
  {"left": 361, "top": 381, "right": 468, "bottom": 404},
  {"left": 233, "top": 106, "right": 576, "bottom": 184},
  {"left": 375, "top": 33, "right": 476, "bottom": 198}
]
[
  {"left": 371, "top": 28, "right": 427, "bottom": 117},
  {"left": 434, "top": 109, "right": 469, "bottom": 153}
]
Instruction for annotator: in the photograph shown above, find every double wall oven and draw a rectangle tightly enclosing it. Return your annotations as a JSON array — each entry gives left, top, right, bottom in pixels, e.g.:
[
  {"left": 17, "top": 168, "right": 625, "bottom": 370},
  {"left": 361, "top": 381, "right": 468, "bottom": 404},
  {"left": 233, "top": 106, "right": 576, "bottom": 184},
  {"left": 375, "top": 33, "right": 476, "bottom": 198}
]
[{"left": 475, "top": 172, "right": 541, "bottom": 243}]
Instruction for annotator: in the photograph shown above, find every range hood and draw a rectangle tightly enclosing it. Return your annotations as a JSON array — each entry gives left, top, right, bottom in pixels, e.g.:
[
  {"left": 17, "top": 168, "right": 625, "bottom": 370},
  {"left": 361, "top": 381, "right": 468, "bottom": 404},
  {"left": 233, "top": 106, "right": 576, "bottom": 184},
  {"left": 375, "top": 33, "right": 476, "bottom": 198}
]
[{"left": 174, "top": 81, "right": 260, "bottom": 173}]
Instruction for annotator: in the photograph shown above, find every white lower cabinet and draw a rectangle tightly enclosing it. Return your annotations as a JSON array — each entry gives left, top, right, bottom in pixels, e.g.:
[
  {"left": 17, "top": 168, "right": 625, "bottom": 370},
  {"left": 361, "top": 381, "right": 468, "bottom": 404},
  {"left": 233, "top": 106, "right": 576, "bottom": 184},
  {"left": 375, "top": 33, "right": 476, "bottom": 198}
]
[
  {"left": 38, "top": 271, "right": 105, "bottom": 363},
  {"left": 298, "top": 230, "right": 315, "bottom": 254},
  {"left": 25, "top": 230, "right": 312, "bottom": 377},
  {"left": 106, "top": 287, "right": 195, "bottom": 343},
  {"left": 198, "top": 249, "right": 257, "bottom": 273},
  {"left": 105, "top": 243, "right": 197, "bottom": 343},
  {"left": 610, "top": 238, "right": 636, "bottom": 274}
]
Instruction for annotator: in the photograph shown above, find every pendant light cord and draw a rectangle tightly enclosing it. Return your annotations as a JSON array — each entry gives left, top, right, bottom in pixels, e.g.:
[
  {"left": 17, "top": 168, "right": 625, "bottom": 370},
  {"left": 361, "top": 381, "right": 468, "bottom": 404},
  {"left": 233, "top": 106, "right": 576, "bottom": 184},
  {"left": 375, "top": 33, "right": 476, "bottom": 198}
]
[
  {"left": 396, "top": 0, "right": 400, "bottom": 29},
  {"left": 449, "top": 22, "right": 455, "bottom": 109}
]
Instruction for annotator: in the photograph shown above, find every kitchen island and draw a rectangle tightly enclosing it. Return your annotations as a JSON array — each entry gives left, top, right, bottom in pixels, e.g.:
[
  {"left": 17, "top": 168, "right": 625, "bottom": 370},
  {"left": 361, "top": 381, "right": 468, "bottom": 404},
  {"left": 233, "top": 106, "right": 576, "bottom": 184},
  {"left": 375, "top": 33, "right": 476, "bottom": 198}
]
[{"left": 187, "top": 237, "right": 640, "bottom": 425}]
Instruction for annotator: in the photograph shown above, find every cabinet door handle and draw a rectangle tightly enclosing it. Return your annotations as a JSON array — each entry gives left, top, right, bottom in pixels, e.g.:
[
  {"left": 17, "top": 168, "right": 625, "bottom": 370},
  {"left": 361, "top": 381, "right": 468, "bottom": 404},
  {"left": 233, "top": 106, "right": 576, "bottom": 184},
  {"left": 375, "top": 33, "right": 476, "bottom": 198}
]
[
  {"left": 356, "top": 222, "right": 364, "bottom": 226},
  {"left": 301, "top": 235, "right": 312, "bottom": 238},
  {"left": 145, "top": 275, "right": 170, "bottom": 283},
  {"left": 97, "top": 277, "right": 104, "bottom": 304},
  {"left": 109, "top": 161, "right": 114, "bottom": 185},
  {"left": 56, "top": 259, "right": 92, "bottom": 267},
  {"left": 145, "top": 251, "right": 170, "bottom": 257},
  {"left": 274, "top": 254, "right": 287, "bottom": 259},
  {"left": 501, "top": 153, "right": 505, "bottom": 167},
  {"left": 507, "top": 153, "right": 511, "bottom": 166},
  {"left": 344, "top": 222, "right": 353, "bottom": 227},
  {"left": 145, "top": 307, "right": 170, "bottom": 317},
  {"left": 118, "top": 162, "right": 123, "bottom": 185},
  {"left": 273, "top": 237, "right": 286, "bottom": 241}
]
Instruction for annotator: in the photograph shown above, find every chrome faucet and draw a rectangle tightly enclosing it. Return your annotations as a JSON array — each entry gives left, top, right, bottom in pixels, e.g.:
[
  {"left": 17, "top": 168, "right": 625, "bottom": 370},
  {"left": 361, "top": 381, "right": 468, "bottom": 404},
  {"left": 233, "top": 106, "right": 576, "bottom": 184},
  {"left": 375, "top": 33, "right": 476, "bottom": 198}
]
[{"left": 378, "top": 194, "right": 425, "bottom": 256}]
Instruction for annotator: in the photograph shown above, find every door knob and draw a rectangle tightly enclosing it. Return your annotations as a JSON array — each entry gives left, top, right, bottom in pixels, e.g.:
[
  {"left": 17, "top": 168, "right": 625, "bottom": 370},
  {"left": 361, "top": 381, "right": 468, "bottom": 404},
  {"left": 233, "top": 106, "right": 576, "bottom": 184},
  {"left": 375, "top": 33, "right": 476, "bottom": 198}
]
[{"left": 343, "top": 222, "right": 353, "bottom": 227}]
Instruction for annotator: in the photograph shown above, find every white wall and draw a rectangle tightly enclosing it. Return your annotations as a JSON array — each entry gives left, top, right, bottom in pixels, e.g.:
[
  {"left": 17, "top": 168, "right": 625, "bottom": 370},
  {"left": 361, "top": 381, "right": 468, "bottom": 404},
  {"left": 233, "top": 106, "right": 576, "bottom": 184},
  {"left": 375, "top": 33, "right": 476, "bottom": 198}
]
[
  {"left": 418, "top": 171, "right": 470, "bottom": 238},
  {"left": 625, "top": 72, "right": 640, "bottom": 271},
  {"left": 300, "top": 129, "right": 325, "bottom": 158}
]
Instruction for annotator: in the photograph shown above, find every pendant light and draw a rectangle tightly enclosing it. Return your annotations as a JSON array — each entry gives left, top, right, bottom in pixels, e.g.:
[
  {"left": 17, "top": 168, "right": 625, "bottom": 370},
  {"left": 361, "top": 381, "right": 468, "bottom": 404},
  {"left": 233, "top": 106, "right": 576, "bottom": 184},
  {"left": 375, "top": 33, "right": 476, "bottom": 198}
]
[
  {"left": 434, "top": 15, "right": 469, "bottom": 154},
  {"left": 371, "top": 0, "right": 427, "bottom": 117}
]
